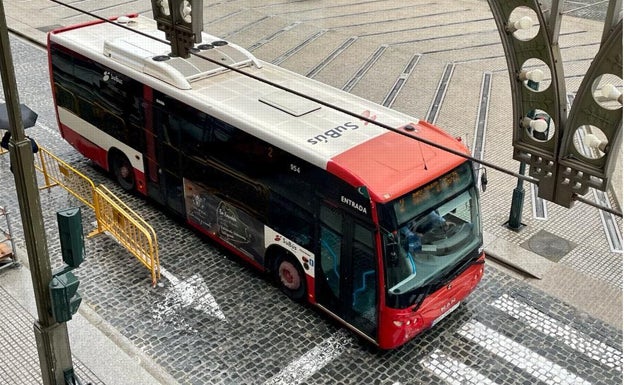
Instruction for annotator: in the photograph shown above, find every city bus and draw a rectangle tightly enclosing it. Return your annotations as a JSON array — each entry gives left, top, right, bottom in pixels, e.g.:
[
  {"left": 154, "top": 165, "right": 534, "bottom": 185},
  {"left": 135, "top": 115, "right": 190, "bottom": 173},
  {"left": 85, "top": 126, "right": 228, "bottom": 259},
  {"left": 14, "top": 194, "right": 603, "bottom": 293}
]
[{"left": 47, "top": 14, "right": 484, "bottom": 349}]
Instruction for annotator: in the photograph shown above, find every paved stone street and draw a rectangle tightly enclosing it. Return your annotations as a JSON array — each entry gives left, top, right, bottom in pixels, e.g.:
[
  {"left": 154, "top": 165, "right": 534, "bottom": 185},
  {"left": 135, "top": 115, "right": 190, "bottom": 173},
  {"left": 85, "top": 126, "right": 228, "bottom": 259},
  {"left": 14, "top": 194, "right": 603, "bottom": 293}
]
[{"left": 0, "top": 0, "right": 621, "bottom": 384}]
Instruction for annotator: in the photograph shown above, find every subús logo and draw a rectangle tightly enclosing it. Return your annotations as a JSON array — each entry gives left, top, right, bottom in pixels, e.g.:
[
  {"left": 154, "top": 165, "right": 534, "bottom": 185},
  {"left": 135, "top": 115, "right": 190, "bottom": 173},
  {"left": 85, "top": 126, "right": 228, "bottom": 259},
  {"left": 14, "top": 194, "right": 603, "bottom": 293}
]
[
  {"left": 102, "top": 71, "right": 123, "bottom": 85},
  {"left": 307, "top": 121, "right": 359, "bottom": 145}
]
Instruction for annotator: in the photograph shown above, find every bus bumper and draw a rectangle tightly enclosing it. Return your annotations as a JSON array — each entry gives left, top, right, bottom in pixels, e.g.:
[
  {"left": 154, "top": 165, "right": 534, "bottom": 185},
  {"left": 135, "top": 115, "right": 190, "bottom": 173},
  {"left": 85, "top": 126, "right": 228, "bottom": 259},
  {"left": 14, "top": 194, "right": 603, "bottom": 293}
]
[{"left": 377, "top": 255, "right": 485, "bottom": 349}]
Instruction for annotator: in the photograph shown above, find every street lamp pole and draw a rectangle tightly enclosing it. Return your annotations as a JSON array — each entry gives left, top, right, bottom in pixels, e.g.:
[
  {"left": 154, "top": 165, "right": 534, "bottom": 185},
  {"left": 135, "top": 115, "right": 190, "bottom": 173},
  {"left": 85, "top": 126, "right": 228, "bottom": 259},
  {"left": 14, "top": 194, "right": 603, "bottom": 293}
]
[
  {"left": 507, "top": 161, "right": 527, "bottom": 230},
  {"left": 0, "top": 1, "right": 74, "bottom": 384}
]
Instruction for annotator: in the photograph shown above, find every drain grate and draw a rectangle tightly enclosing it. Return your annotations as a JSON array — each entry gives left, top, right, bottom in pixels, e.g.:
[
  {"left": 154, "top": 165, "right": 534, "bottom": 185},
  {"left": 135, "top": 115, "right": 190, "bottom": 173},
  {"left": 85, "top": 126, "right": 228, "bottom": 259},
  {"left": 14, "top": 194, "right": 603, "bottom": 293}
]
[{"left": 520, "top": 229, "right": 576, "bottom": 262}]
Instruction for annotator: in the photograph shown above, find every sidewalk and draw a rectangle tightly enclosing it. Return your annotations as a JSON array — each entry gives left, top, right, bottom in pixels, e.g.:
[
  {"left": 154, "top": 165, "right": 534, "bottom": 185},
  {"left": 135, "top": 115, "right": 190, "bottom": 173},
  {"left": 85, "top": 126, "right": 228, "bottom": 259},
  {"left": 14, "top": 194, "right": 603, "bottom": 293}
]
[
  {"left": 0, "top": 254, "right": 178, "bottom": 385},
  {"left": 483, "top": 231, "right": 623, "bottom": 329}
]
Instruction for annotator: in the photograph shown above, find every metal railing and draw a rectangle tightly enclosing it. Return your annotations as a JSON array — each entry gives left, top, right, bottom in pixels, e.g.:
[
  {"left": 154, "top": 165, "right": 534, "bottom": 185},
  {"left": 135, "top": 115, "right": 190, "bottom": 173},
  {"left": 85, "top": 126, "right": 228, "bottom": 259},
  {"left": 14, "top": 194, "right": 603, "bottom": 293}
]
[
  {"left": 94, "top": 185, "right": 160, "bottom": 285},
  {"left": 28, "top": 146, "right": 160, "bottom": 285},
  {"left": 34, "top": 147, "right": 98, "bottom": 215}
]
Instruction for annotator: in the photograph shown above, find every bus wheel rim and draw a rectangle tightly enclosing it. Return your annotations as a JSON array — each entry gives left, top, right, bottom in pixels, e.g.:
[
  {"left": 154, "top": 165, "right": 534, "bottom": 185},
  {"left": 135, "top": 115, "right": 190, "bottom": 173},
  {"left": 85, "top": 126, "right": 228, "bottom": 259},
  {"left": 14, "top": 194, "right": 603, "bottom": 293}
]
[
  {"left": 120, "top": 164, "right": 131, "bottom": 179},
  {"left": 279, "top": 261, "right": 300, "bottom": 290}
]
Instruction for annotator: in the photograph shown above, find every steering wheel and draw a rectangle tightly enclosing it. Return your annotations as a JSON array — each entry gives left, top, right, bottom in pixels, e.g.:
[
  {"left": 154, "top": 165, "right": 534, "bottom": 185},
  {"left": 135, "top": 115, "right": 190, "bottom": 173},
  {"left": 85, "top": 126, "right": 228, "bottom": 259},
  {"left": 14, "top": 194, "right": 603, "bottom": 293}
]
[{"left": 428, "top": 222, "right": 458, "bottom": 239}]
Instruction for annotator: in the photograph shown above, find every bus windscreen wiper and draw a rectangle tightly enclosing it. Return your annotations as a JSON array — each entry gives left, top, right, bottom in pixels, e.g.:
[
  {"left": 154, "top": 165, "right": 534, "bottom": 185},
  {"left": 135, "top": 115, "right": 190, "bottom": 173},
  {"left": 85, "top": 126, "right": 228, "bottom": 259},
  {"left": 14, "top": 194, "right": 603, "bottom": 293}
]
[{"left": 410, "top": 256, "right": 483, "bottom": 312}]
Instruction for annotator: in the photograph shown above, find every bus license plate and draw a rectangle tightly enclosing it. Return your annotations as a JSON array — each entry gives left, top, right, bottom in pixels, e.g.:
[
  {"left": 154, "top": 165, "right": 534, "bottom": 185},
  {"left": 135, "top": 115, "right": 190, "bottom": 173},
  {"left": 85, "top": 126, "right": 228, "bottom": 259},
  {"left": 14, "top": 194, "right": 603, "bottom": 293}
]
[{"left": 432, "top": 301, "right": 460, "bottom": 327}]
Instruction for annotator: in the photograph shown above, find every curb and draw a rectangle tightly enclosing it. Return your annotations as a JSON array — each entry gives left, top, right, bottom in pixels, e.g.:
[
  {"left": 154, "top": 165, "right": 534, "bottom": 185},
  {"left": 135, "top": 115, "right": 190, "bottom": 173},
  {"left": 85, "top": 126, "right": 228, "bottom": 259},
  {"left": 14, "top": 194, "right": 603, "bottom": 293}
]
[{"left": 12, "top": 245, "right": 180, "bottom": 385}]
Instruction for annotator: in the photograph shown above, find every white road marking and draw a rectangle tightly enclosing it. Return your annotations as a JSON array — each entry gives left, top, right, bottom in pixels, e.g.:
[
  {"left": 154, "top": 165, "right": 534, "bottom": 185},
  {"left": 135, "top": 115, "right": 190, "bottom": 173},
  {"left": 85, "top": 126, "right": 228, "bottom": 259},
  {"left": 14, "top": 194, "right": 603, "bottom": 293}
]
[
  {"left": 421, "top": 349, "right": 500, "bottom": 385},
  {"left": 263, "top": 329, "right": 353, "bottom": 385},
  {"left": 156, "top": 266, "right": 227, "bottom": 324},
  {"left": 458, "top": 320, "right": 592, "bottom": 385},
  {"left": 492, "top": 294, "right": 622, "bottom": 372}
]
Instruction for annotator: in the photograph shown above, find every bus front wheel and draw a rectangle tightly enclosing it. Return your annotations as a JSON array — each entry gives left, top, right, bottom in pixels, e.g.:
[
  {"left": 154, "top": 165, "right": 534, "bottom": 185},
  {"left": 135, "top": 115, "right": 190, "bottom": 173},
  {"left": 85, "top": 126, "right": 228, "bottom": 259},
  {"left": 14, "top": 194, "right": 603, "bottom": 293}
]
[
  {"left": 275, "top": 254, "right": 306, "bottom": 302},
  {"left": 112, "top": 153, "right": 135, "bottom": 191}
]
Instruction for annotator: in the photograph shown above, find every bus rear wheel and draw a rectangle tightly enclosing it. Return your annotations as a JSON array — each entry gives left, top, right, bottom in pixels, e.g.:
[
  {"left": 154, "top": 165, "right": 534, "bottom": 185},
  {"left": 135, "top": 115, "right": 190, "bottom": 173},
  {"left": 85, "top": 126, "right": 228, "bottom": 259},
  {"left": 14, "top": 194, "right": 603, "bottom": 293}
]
[
  {"left": 112, "top": 153, "right": 135, "bottom": 191},
  {"left": 275, "top": 254, "right": 306, "bottom": 302}
]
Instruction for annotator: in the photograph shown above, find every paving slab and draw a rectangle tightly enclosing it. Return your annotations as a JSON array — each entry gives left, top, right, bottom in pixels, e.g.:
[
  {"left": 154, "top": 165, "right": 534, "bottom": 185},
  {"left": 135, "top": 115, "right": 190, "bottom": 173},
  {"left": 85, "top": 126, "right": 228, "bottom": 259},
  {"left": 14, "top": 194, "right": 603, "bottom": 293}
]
[{"left": 0, "top": 259, "right": 177, "bottom": 385}]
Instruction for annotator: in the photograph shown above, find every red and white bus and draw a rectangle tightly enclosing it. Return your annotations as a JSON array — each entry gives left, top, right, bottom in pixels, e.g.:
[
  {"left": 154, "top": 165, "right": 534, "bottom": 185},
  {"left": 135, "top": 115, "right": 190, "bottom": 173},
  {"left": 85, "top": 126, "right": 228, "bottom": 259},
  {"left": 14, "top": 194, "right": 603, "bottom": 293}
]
[{"left": 48, "top": 14, "right": 484, "bottom": 349}]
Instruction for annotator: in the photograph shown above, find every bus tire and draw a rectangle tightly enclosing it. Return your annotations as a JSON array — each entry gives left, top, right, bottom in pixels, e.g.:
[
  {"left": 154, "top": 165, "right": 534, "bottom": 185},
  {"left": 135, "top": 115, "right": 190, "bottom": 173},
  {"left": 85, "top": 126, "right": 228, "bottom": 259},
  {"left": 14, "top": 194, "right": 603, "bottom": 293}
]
[
  {"left": 111, "top": 152, "right": 135, "bottom": 191},
  {"left": 274, "top": 253, "right": 306, "bottom": 302}
]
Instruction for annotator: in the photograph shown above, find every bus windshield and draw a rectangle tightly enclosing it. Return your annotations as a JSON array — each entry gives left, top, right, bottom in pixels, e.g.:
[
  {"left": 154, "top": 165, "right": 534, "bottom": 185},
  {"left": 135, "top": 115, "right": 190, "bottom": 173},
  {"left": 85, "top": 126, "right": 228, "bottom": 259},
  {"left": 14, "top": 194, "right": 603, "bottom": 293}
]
[{"left": 381, "top": 163, "right": 482, "bottom": 304}]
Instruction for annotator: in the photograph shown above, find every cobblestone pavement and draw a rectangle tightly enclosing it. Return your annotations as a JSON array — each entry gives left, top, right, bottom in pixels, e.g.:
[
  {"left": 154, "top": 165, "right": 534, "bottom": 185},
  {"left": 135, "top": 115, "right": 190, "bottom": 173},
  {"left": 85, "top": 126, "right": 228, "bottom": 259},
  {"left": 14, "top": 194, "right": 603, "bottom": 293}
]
[{"left": 0, "top": 0, "right": 622, "bottom": 384}]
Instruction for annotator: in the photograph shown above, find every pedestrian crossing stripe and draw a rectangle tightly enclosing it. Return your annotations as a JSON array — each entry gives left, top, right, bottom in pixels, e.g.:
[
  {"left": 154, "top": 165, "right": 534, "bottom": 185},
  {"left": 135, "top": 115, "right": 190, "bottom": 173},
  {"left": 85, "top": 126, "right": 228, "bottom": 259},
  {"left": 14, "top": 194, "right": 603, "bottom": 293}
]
[
  {"left": 420, "top": 349, "right": 500, "bottom": 385},
  {"left": 457, "top": 319, "right": 592, "bottom": 385},
  {"left": 492, "top": 294, "right": 622, "bottom": 372},
  {"left": 262, "top": 329, "right": 352, "bottom": 385}
]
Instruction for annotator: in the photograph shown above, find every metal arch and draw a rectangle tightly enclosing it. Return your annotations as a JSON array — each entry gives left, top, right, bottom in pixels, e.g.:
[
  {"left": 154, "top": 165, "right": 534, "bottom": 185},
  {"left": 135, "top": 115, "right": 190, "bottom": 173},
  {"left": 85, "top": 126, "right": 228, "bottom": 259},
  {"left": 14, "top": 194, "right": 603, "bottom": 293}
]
[
  {"left": 555, "top": 20, "right": 623, "bottom": 206},
  {"left": 602, "top": 0, "right": 623, "bottom": 44},
  {"left": 486, "top": 0, "right": 568, "bottom": 202}
]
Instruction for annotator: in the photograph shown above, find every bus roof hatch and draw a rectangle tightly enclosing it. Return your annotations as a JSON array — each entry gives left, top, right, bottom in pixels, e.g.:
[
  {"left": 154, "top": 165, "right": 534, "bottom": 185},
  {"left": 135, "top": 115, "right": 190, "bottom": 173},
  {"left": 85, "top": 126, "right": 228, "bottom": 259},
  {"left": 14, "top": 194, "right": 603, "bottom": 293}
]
[{"left": 259, "top": 91, "right": 321, "bottom": 117}]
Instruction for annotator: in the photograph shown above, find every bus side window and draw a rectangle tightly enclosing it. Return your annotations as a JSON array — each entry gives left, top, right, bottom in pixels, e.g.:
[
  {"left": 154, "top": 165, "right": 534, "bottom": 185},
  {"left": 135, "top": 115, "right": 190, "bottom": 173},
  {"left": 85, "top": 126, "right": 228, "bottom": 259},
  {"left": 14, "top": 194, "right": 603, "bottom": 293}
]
[
  {"left": 127, "top": 96, "right": 146, "bottom": 151},
  {"left": 352, "top": 224, "right": 376, "bottom": 320},
  {"left": 181, "top": 121, "right": 204, "bottom": 155},
  {"left": 319, "top": 205, "right": 343, "bottom": 301},
  {"left": 54, "top": 83, "right": 77, "bottom": 112},
  {"left": 166, "top": 115, "right": 182, "bottom": 149},
  {"left": 212, "top": 119, "right": 236, "bottom": 143},
  {"left": 77, "top": 96, "right": 96, "bottom": 125},
  {"left": 207, "top": 118, "right": 277, "bottom": 176},
  {"left": 177, "top": 112, "right": 209, "bottom": 157},
  {"left": 268, "top": 196, "right": 312, "bottom": 248}
]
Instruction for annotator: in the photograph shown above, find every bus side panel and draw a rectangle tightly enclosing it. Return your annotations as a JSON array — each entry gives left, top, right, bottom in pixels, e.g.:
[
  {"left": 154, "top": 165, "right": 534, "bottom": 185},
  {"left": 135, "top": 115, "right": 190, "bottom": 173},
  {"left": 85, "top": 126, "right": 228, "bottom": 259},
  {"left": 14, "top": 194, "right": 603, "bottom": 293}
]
[
  {"left": 59, "top": 122, "right": 108, "bottom": 170},
  {"left": 183, "top": 179, "right": 266, "bottom": 266},
  {"left": 264, "top": 227, "right": 316, "bottom": 303},
  {"left": 56, "top": 108, "right": 148, "bottom": 195}
]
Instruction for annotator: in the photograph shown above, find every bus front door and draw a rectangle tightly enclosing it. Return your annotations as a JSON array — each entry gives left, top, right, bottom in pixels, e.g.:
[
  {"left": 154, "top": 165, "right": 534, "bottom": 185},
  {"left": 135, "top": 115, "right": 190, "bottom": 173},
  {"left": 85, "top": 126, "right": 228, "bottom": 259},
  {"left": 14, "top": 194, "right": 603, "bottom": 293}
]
[{"left": 317, "top": 203, "right": 378, "bottom": 339}]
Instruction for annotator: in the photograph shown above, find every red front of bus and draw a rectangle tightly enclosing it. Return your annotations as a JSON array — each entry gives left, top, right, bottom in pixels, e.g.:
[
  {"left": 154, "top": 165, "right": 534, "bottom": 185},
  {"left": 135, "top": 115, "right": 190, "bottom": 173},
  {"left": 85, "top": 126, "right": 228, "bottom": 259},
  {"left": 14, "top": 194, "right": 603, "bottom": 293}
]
[
  {"left": 377, "top": 255, "right": 484, "bottom": 349},
  {"left": 374, "top": 161, "right": 484, "bottom": 349}
]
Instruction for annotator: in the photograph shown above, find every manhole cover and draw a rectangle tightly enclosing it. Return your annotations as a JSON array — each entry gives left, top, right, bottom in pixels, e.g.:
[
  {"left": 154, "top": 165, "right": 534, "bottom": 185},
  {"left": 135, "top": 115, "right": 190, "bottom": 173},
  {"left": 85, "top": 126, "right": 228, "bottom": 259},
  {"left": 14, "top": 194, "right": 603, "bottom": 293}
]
[{"left": 520, "top": 229, "right": 575, "bottom": 262}]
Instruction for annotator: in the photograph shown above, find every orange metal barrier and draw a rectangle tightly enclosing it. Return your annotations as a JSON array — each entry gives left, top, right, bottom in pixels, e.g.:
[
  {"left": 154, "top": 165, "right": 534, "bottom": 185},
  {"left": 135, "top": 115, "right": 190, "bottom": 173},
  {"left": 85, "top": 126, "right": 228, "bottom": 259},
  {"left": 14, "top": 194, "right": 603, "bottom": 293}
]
[
  {"left": 27, "top": 145, "right": 160, "bottom": 285},
  {"left": 93, "top": 185, "right": 160, "bottom": 285},
  {"left": 34, "top": 147, "right": 98, "bottom": 210}
]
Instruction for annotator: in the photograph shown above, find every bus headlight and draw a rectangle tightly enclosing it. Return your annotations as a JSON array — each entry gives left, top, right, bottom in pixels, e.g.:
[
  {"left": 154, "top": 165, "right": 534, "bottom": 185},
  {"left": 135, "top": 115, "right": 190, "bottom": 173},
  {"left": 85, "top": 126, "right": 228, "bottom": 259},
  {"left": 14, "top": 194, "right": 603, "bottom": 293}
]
[{"left": 393, "top": 315, "right": 423, "bottom": 328}]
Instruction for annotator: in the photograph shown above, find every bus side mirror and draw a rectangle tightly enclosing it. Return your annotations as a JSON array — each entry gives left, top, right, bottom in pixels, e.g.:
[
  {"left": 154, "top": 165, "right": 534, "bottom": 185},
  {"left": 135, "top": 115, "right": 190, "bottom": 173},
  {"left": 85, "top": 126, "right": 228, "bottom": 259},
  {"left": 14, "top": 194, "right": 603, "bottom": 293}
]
[{"left": 384, "top": 232, "right": 399, "bottom": 265}]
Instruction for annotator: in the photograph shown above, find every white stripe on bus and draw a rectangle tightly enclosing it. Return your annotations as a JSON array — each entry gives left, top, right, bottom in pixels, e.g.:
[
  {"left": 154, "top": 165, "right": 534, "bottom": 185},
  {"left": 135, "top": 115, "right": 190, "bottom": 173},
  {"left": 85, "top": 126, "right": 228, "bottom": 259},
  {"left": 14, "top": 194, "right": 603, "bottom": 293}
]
[
  {"left": 58, "top": 107, "right": 144, "bottom": 172},
  {"left": 492, "top": 294, "right": 622, "bottom": 372},
  {"left": 458, "top": 320, "right": 592, "bottom": 385}
]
